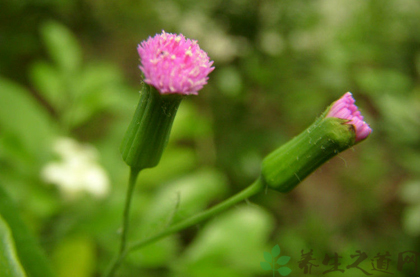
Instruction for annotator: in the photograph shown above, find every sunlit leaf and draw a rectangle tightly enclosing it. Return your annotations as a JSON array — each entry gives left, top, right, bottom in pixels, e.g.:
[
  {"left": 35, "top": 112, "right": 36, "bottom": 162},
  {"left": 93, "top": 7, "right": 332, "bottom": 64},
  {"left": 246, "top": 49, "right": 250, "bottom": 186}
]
[
  {"left": 0, "top": 77, "right": 56, "bottom": 166},
  {"left": 0, "top": 215, "right": 27, "bottom": 277},
  {"left": 29, "top": 60, "right": 66, "bottom": 111},
  {"left": 0, "top": 185, "right": 54, "bottom": 277},
  {"left": 177, "top": 205, "right": 274, "bottom": 275},
  {"left": 131, "top": 169, "right": 228, "bottom": 267},
  {"left": 65, "top": 63, "right": 124, "bottom": 127},
  {"left": 41, "top": 21, "right": 82, "bottom": 73},
  {"left": 52, "top": 236, "right": 95, "bottom": 277}
]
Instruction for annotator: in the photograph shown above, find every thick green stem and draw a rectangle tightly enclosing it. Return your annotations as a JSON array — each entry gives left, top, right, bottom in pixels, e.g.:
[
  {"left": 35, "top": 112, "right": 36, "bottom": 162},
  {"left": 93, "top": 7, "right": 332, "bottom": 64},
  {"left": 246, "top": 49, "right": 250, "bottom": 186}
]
[
  {"left": 103, "top": 167, "right": 140, "bottom": 277},
  {"left": 128, "top": 177, "right": 264, "bottom": 252}
]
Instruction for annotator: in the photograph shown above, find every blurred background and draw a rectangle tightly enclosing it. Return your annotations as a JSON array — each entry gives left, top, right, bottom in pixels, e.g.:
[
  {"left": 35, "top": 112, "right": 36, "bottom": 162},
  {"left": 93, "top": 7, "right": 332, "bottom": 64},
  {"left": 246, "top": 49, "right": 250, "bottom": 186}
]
[{"left": 1, "top": 0, "right": 420, "bottom": 276}]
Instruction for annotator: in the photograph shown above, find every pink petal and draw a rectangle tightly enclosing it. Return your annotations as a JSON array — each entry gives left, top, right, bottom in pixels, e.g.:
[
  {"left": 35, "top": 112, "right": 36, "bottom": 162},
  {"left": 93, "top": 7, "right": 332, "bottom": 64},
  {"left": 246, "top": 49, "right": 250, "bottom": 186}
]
[{"left": 326, "top": 92, "right": 372, "bottom": 142}]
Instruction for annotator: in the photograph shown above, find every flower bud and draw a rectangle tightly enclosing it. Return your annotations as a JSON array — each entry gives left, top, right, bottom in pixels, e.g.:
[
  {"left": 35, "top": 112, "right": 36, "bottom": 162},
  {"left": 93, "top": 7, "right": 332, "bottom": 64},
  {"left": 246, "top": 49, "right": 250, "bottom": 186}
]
[
  {"left": 325, "top": 92, "right": 371, "bottom": 142},
  {"left": 261, "top": 92, "right": 371, "bottom": 193}
]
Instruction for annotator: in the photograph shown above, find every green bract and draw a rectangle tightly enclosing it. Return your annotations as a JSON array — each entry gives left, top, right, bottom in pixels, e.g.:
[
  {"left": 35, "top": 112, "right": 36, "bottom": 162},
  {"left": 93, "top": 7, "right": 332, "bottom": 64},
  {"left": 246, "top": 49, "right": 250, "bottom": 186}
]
[
  {"left": 120, "top": 83, "right": 183, "bottom": 169},
  {"left": 261, "top": 114, "right": 356, "bottom": 193}
]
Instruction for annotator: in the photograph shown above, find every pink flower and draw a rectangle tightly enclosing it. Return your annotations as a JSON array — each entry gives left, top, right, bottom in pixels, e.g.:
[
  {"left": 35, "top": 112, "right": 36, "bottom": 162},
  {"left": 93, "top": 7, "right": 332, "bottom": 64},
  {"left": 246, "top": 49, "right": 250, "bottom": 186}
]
[
  {"left": 326, "top": 92, "right": 372, "bottom": 142},
  {"left": 137, "top": 31, "right": 214, "bottom": 95}
]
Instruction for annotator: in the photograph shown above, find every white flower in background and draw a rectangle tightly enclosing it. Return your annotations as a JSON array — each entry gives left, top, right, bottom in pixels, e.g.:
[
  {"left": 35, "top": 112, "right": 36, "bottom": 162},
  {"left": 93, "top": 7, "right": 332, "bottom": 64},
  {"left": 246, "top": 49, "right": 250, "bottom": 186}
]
[{"left": 41, "top": 137, "right": 110, "bottom": 199}]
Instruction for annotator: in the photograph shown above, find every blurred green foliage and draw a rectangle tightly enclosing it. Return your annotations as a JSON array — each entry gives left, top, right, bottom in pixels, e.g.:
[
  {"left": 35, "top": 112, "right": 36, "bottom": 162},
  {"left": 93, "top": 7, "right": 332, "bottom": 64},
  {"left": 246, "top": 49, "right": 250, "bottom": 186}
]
[
  {"left": 0, "top": 215, "right": 26, "bottom": 277},
  {"left": 1, "top": 0, "right": 420, "bottom": 276}
]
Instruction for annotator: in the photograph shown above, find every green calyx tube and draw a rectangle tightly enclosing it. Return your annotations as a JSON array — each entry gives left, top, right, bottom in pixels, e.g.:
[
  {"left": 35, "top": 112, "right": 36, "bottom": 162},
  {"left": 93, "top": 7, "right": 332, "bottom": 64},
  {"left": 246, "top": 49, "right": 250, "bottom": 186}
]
[
  {"left": 120, "top": 83, "right": 183, "bottom": 170},
  {"left": 261, "top": 114, "right": 356, "bottom": 193}
]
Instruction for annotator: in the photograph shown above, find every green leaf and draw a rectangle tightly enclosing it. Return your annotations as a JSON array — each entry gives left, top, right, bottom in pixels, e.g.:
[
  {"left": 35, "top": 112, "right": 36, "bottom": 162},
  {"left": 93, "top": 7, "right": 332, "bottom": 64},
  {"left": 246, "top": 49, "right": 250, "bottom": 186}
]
[
  {"left": 277, "top": 255, "right": 291, "bottom": 266},
  {"left": 177, "top": 205, "right": 274, "bottom": 274},
  {"left": 131, "top": 169, "right": 228, "bottom": 267},
  {"left": 29, "top": 60, "right": 66, "bottom": 111},
  {"left": 126, "top": 237, "right": 179, "bottom": 268},
  {"left": 171, "top": 100, "right": 212, "bottom": 140},
  {"left": 263, "top": 251, "right": 272, "bottom": 263},
  {"left": 177, "top": 260, "right": 243, "bottom": 277},
  {"left": 65, "top": 63, "right": 124, "bottom": 127},
  {"left": 355, "top": 68, "right": 411, "bottom": 96},
  {"left": 0, "top": 215, "right": 27, "bottom": 277},
  {"left": 278, "top": 266, "right": 292, "bottom": 276},
  {"left": 260, "top": 261, "right": 272, "bottom": 271},
  {"left": 0, "top": 77, "right": 56, "bottom": 166},
  {"left": 0, "top": 185, "right": 55, "bottom": 277},
  {"left": 137, "top": 169, "right": 228, "bottom": 236},
  {"left": 375, "top": 94, "right": 420, "bottom": 145},
  {"left": 139, "top": 147, "right": 197, "bottom": 186},
  {"left": 52, "top": 236, "right": 95, "bottom": 277},
  {"left": 271, "top": 244, "right": 280, "bottom": 257},
  {"left": 41, "top": 21, "right": 82, "bottom": 73}
]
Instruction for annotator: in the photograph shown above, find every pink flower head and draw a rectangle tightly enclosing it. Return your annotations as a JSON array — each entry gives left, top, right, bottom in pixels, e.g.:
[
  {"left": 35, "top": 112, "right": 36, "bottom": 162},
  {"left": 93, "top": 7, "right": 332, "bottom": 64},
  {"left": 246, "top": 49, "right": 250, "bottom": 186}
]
[
  {"left": 137, "top": 31, "right": 214, "bottom": 95},
  {"left": 326, "top": 92, "right": 372, "bottom": 142}
]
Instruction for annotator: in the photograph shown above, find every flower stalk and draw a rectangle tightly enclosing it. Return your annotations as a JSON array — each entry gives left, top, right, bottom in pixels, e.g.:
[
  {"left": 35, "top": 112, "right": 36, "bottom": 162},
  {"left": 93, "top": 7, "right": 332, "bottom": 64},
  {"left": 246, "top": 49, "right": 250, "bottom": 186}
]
[
  {"left": 119, "top": 168, "right": 140, "bottom": 255},
  {"left": 105, "top": 31, "right": 214, "bottom": 277},
  {"left": 128, "top": 178, "right": 265, "bottom": 252},
  {"left": 104, "top": 168, "right": 139, "bottom": 277}
]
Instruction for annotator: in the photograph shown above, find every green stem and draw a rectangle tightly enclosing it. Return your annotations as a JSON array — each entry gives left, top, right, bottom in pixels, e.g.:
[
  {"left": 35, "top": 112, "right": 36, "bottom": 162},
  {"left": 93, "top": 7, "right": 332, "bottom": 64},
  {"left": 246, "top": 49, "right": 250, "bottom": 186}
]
[
  {"left": 120, "top": 168, "right": 141, "bottom": 253},
  {"left": 127, "top": 177, "right": 264, "bottom": 253},
  {"left": 103, "top": 167, "right": 141, "bottom": 277}
]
